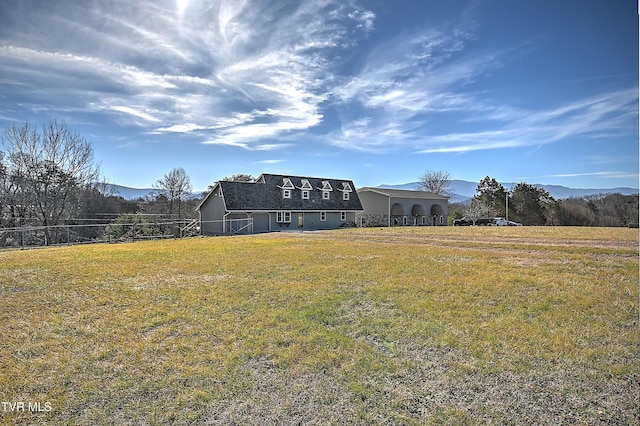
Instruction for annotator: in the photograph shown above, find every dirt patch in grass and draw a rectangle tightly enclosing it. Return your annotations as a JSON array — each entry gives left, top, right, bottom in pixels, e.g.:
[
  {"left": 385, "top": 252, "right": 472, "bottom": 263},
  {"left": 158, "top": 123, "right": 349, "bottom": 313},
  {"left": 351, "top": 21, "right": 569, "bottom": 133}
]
[
  {"left": 366, "top": 341, "right": 639, "bottom": 424},
  {"left": 204, "top": 357, "right": 358, "bottom": 425}
]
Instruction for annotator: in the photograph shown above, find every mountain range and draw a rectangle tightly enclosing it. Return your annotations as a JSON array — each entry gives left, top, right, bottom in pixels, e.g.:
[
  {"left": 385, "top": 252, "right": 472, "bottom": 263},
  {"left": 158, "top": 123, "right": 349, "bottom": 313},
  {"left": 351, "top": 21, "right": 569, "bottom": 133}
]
[
  {"left": 106, "top": 181, "right": 638, "bottom": 203},
  {"left": 377, "top": 180, "right": 639, "bottom": 204},
  {"left": 105, "top": 184, "right": 157, "bottom": 200}
]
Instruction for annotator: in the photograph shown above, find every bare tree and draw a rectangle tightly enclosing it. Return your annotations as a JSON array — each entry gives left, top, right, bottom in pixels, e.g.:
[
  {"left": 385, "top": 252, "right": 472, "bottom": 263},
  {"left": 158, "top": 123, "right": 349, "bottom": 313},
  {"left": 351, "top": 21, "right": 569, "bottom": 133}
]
[
  {"left": 154, "top": 167, "right": 193, "bottom": 218},
  {"left": 1, "top": 120, "right": 100, "bottom": 244},
  {"left": 467, "top": 198, "right": 490, "bottom": 223},
  {"left": 418, "top": 170, "right": 452, "bottom": 196},
  {"left": 0, "top": 151, "right": 7, "bottom": 224}
]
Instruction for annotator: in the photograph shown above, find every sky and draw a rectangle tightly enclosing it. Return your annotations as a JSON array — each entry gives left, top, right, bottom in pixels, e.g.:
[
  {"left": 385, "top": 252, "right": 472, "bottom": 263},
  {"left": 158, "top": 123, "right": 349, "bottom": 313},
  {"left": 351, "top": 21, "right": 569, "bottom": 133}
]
[{"left": 0, "top": 0, "right": 638, "bottom": 191}]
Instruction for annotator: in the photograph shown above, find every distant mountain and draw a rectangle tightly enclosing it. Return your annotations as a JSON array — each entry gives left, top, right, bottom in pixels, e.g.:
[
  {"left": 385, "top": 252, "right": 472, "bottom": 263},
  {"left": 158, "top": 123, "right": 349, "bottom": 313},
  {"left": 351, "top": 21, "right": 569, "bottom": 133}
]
[
  {"left": 377, "top": 180, "right": 639, "bottom": 204},
  {"left": 103, "top": 184, "right": 204, "bottom": 200},
  {"left": 105, "top": 181, "right": 638, "bottom": 203},
  {"left": 103, "top": 184, "right": 156, "bottom": 200}
]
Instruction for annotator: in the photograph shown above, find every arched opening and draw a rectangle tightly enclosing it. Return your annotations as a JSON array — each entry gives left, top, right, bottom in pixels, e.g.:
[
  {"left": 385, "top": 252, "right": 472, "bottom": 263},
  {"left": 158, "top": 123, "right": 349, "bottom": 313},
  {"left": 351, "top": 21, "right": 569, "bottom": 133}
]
[
  {"left": 411, "top": 204, "right": 425, "bottom": 225},
  {"left": 411, "top": 204, "right": 426, "bottom": 216},
  {"left": 391, "top": 203, "right": 406, "bottom": 216},
  {"left": 431, "top": 204, "right": 445, "bottom": 226},
  {"left": 391, "top": 203, "right": 406, "bottom": 226}
]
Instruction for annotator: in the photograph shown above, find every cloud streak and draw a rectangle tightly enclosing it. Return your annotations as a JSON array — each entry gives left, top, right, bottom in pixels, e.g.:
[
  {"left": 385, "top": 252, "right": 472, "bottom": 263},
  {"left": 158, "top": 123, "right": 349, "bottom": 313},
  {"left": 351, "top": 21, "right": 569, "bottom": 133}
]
[
  {"left": 416, "top": 87, "right": 638, "bottom": 154},
  {"left": 545, "top": 171, "right": 639, "bottom": 180},
  {"left": 0, "top": 0, "right": 636, "bottom": 160},
  {"left": 0, "top": 0, "right": 374, "bottom": 149}
]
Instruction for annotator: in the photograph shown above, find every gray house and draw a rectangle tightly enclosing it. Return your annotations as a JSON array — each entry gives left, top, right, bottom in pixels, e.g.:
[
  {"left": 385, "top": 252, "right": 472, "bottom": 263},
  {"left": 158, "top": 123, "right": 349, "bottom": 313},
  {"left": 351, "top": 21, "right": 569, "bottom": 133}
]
[
  {"left": 197, "top": 174, "right": 363, "bottom": 235},
  {"left": 357, "top": 187, "right": 449, "bottom": 227}
]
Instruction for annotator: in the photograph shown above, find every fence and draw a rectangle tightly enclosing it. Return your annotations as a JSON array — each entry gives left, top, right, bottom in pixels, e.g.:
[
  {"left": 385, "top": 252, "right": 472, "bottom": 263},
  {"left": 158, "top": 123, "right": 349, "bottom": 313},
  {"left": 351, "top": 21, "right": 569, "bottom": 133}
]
[
  {"left": 0, "top": 219, "right": 191, "bottom": 249},
  {"left": 0, "top": 218, "right": 262, "bottom": 249}
]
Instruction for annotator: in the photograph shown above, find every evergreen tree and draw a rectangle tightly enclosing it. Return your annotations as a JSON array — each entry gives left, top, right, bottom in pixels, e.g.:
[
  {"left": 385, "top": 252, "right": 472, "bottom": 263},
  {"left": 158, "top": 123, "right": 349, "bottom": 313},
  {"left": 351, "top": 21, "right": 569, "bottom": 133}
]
[
  {"left": 510, "top": 182, "right": 555, "bottom": 225},
  {"left": 473, "top": 176, "right": 507, "bottom": 217}
]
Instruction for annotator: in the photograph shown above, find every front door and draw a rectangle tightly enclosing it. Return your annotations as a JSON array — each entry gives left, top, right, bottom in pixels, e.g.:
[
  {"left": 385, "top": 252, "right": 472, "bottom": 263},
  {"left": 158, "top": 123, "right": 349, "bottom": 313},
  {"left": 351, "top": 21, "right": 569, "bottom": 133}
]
[{"left": 298, "top": 213, "right": 304, "bottom": 228}]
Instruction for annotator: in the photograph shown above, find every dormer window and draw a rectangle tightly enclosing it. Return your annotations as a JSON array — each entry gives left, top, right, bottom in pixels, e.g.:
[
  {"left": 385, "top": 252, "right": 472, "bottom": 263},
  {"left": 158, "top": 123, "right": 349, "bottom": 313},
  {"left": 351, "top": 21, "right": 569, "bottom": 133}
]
[
  {"left": 337, "top": 181, "right": 353, "bottom": 200},
  {"left": 299, "top": 179, "right": 313, "bottom": 190},
  {"left": 297, "top": 179, "right": 312, "bottom": 200},
  {"left": 319, "top": 181, "right": 333, "bottom": 191},
  {"left": 279, "top": 177, "right": 295, "bottom": 199},
  {"left": 318, "top": 180, "right": 333, "bottom": 200}
]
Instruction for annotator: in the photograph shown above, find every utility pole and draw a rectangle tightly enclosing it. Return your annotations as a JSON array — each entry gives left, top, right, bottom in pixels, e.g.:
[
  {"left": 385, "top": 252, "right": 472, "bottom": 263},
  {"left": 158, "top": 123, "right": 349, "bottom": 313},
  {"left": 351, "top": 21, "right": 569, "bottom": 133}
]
[{"left": 506, "top": 191, "right": 509, "bottom": 221}]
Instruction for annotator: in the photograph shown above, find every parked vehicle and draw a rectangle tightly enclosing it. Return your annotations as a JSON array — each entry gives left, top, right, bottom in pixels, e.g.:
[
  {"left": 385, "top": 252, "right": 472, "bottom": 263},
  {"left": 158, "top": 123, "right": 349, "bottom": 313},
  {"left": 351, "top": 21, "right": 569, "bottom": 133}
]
[
  {"left": 453, "top": 217, "right": 495, "bottom": 226},
  {"left": 494, "top": 217, "right": 523, "bottom": 226},
  {"left": 453, "top": 217, "right": 472, "bottom": 226}
]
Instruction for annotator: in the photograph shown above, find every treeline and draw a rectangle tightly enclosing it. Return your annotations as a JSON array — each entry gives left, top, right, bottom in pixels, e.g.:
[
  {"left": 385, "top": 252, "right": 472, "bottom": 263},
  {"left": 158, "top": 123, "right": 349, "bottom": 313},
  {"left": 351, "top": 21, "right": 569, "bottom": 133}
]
[
  {"left": 555, "top": 193, "right": 639, "bottom": 227},
  {"left": 0, "top": 121, "right": 201, "bottom": 245},
  {"left": 449, "top": 176, "right": 638, "bottom": 227}
]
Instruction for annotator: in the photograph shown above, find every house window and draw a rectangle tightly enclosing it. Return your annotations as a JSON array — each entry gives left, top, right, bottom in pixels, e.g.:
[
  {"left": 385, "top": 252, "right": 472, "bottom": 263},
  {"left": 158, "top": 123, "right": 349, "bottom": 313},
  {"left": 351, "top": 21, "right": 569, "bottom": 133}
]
[
  {"left": 282, "top": 189, "right": 291, "bottom": 199},
  {"left": 341, "top": 212, "right": 347, "bottom": 221},
  {"left": 322, "top": 191, "right": 330, "bottom": 200},
  {"left": 343, "top": 192, "right": 350, "bottom": 201},
  {"left": 320, "top": 211, "right": 326, "bottom": 221},
  {"left": 276, "top": 211, "right": 291, "bottom": 223},
  {"left": 302, "top": 190, "right": 309, "bottom": 200}
]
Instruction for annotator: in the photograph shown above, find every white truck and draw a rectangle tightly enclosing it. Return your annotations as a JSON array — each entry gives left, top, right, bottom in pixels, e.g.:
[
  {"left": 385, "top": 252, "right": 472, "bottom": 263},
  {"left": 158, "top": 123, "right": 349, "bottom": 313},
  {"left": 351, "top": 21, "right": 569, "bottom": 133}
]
[{"left": 494, "top": 217, "right": 523, "bottom": 226}]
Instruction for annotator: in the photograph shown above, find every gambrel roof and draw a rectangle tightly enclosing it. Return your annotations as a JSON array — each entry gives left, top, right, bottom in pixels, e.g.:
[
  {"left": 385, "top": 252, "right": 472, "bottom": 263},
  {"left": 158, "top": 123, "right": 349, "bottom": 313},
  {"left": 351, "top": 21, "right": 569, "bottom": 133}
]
[{"left": 199, "top": 173, "right": 363, "bottom": 212}]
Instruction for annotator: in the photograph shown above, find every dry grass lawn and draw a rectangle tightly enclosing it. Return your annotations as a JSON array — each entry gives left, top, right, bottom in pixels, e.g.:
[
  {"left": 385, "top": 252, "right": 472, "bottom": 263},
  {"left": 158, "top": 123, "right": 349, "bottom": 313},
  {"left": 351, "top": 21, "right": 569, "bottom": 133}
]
[{"left": 0, "top": 226, "right": 638, "bottom": 424}]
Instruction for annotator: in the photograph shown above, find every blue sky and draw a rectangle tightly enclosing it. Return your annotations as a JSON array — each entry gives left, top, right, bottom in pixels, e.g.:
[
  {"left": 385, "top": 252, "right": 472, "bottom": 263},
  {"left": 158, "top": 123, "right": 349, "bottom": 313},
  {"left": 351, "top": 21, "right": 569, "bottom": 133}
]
[{"left": 0, "top": 0, "right": 637, "bottom": 191}]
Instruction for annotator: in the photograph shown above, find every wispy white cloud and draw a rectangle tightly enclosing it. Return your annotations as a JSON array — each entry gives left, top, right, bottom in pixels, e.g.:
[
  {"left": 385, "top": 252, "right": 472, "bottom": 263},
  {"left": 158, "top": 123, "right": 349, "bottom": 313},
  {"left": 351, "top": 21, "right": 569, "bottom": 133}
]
[
  {"left": 327, "top": 22, "right": 516, "bottom": 151},
  {"left": 411, "top": 87, "right": 638, "bottom": 154},
  {"left": 109, "top": 106, "right": 161, "bottom": 123},
  {"left": 0, "top": 0, "right": 374, "bottom": 146},
  {"left": 255, "top": 159, "right": 284, "bottom": 164},
  {"left": 324, "top": 11, "right": 638, "bottom": 155},
  {"left": 0, "top": 0, "right": 636, "bottom": 163},
  {"left": 545, "top": 171, "right": 639, "bottom": 180},
  {"left": 581, "top": 155, "right": 636, "bottom": 166}
]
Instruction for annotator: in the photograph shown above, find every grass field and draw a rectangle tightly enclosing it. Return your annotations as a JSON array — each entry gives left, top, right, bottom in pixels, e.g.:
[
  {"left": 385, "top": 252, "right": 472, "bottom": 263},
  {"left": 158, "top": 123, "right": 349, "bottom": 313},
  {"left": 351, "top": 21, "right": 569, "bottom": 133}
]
[{"left": 1, "top": 226, "right": 638, "bottom": 424}]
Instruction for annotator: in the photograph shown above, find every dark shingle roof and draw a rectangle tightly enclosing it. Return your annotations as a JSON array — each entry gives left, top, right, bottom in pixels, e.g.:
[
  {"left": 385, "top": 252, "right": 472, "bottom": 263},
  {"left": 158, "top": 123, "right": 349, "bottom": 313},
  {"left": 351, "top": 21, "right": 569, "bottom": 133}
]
[{"left": 219, "top": 173, "right": 363, "bottom": 211}]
